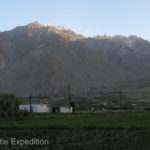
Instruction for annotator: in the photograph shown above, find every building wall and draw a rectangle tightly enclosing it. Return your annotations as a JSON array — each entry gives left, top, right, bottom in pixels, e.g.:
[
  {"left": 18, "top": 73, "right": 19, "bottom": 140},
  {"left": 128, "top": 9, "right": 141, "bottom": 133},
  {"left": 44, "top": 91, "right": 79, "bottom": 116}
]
[
  {"left": 19, "top": 104, "right": 73, "bottom": 113},
  {"left": 19, "top": 104, "right": 51, "bottom": 112},
  {"left": 60, "top": 106, "right": 73, "bottom": 113}
]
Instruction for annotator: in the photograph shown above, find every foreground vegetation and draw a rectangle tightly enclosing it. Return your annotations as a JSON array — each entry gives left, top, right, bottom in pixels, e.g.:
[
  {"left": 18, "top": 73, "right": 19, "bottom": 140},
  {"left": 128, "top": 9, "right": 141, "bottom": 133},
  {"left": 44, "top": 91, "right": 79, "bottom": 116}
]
[
  {"left": 1, "top": 111, "right": 150, "bottom": 149},
  {"left": 1, "top": 129, "right": 150, "bottom": 150}
]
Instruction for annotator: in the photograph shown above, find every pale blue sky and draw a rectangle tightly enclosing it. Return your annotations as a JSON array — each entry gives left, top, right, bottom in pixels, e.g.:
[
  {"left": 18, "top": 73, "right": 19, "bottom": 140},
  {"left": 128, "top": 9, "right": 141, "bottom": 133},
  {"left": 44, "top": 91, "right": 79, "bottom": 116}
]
[{"left": 0, "top": 0, "right": 150, "bottom": 40}]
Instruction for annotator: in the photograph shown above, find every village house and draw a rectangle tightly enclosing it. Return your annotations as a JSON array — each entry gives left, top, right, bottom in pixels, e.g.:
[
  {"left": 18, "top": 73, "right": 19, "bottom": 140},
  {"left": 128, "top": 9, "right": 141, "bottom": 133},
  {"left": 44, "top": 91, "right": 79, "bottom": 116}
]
[{"left": 19, "top": 104, "right": 73, "bottom": 113}]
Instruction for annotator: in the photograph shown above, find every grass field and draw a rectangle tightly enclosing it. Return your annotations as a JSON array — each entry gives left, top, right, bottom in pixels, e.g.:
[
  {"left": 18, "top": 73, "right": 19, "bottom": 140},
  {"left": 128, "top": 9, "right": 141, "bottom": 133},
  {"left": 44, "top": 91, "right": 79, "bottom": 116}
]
[
  {"left": 1, "top": 111, "right": 150, "bottom": 150},
  {"left": 1, "top": 111, "right": 150, "bottom": 129}
]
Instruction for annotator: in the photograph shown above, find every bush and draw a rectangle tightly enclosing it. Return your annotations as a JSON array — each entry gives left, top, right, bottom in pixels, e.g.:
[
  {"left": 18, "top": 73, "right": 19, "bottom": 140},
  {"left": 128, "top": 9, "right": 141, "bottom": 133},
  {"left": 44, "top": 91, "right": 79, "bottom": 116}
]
[{"left": 0, "top": 93, "right": 29, "bottom": 119}]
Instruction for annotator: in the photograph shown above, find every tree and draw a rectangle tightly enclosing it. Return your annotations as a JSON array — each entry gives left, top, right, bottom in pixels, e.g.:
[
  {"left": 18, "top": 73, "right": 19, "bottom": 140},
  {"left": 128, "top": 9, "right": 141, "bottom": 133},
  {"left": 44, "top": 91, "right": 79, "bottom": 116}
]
[{"left": 0, "top": 93, "right": 27, "bottom": 119}]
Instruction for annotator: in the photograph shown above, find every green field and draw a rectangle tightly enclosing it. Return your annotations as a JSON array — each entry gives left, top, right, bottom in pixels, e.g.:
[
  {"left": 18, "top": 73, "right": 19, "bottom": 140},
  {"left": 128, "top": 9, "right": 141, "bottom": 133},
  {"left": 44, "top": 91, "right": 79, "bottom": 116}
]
[
  {"left": 1, "top": 111, "right": 150, "bottom": 129},
  {"left": 1, "top": 111, "right": 150, "bottom": 150}
]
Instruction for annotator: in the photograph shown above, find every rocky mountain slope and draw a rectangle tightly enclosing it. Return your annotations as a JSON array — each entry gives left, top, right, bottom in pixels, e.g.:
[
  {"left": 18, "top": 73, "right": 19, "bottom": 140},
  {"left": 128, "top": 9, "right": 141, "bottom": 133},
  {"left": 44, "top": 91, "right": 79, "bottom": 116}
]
[
  {"left": 81, "top": 35, "right": 150, "bottom": 78},
  {"left": 0, "top": 22, "right": 149, "bottom": 96}
]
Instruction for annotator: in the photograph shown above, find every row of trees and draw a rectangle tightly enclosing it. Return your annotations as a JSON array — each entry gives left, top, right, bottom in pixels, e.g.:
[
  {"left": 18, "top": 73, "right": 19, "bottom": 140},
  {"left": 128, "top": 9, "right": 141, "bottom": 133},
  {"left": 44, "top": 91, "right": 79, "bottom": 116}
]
[{"left": 0, "top": 93, "right": 29, "bottom": 119}]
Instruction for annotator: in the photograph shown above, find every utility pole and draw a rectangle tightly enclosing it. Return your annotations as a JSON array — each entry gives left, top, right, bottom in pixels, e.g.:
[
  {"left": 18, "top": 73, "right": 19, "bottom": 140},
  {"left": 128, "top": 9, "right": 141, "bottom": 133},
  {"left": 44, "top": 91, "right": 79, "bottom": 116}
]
[
  {"left": 10, "top": 94, "right": 14, "bottom": 113},
  {"left": 68, "top": 82, "right": 71, "bottom": 107},
  {"left": 119, "top": 89, "right": 122, "bottom": 110},
  {"left": 29, "top": 96, "right": 32, "bottom": 112}
]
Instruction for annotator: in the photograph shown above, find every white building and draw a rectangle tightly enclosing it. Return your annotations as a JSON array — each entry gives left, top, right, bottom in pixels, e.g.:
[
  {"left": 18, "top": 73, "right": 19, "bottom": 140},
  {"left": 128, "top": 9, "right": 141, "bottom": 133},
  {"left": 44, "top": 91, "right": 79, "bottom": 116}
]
[
  {"left": 19, "top": 104, "right": 52, "bottom": 112},
  {"left": 103, "top": 100, "right": 109, "bottom": 106},
  {"left": 19, "top": 104, "right": 73, "bottom": 113},
  {"left": 60, "top": 106, "right": 73, "bottom": 113}
]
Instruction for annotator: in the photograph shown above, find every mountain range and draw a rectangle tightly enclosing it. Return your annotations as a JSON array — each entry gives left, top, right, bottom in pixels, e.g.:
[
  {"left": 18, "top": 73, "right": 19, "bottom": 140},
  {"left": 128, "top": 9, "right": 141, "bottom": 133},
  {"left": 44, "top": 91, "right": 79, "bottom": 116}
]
[{"left": 0, "top": 21, "right": 150, "bottom": 96}]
